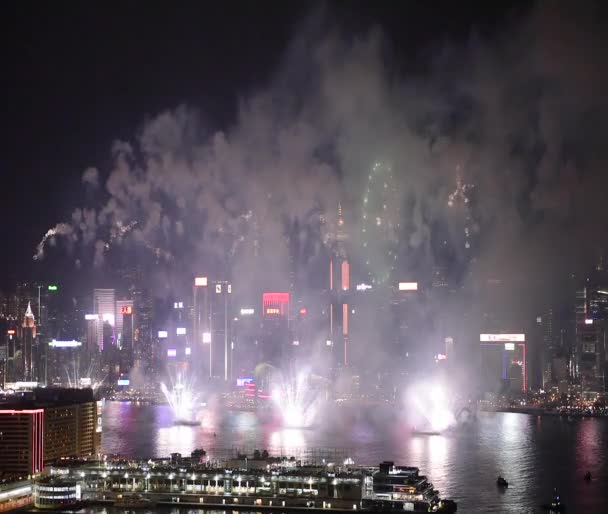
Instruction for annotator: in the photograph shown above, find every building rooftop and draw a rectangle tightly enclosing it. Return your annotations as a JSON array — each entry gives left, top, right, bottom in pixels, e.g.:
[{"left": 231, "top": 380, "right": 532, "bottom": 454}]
[{"left": 0, "top": 388, "right": 95, "bottom": 409}]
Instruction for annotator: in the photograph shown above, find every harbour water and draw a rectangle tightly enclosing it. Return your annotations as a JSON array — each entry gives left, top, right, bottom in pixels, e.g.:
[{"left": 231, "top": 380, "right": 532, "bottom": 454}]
[{"left": 98, "top": 401, "right": 608, "bottom": 513}]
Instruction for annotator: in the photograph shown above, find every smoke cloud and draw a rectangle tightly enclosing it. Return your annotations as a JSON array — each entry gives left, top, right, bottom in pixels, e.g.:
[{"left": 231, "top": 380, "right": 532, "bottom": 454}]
[{"left": 33, "top": 2, "right": 608, "bottom": 311}]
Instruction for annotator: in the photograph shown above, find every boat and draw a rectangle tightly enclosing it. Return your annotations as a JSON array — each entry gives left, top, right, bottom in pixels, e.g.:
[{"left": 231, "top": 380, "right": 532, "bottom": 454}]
[
  {"left": 438, "top": 499, "right": 458, "bottom": 512},
  {"left": 541, "top": 489, "right": 565, "bottom": 512},
  {"left": 362, "top": 461, "right": 455, "bottom": 512},
  {"left": 48, "top": 458, "right": 457, "bottom": 513},
  {"left": 496, "top": 476, "right": 508, "bottom": 488},
  {"left": 114, "top": 494, "right": 156, "bottom": 508}
]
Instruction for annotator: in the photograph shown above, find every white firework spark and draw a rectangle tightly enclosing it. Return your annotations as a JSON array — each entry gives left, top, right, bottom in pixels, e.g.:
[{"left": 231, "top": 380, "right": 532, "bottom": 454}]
[
  {"left": 110, "top": 220, "right": 138, "bottom": 242},
  {"left": 447, "top": 167, "right": 475, "bottom": 250},
  {"left": 271, "top": 367, "right": 319, "bottom": 428},
  {"left": 361, "top": 161, "right": 400, "bottom": 285},
  {"left": 33, "top": 223, "right": 73, "bottom": 260},
  {"left": 161, "top": 371, "right": 200, "bottom": 423},
  {"left": 447, "top": 167, "right": 474, "bottom": 208}
]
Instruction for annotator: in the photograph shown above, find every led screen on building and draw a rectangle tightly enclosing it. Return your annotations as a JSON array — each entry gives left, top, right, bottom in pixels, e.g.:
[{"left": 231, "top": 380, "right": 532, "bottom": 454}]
[
  {"left": 263, "top": 292, "right": 289, "bottom": 317},
  {"left": 480, "top": 334, "right": 525, "bottom": 342}
]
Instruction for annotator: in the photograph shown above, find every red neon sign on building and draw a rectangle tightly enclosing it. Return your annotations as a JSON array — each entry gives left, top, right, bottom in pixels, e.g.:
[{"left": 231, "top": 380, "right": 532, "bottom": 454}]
[{"left": 263, "top": 292, "right": 289, "bottom": 318}]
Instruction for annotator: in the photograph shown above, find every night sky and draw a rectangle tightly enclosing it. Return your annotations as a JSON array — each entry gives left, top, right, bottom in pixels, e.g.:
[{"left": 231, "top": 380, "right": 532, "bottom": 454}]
[
  {"left": 3, "top": 1, "right": 602, "bottom": 300},
  {"left": 1, "top": 2, "right": 525, "bottom": 282}
]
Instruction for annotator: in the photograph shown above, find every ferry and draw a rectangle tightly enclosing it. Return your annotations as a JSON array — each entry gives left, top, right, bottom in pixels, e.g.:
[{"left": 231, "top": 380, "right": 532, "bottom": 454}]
[
  {"left": 46, "top": 455, "right": 457, "bottom": 513},
  {"left": 362, "top": 461, "right": 456, "bottom": 512}
]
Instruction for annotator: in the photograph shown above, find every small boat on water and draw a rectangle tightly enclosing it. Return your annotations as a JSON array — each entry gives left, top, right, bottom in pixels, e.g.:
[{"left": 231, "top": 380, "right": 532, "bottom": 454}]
[
  {"left": 114, "top": 494, "right": 156, "bottom": 509},
  {"left": 496, "top": 476, "right": 508, "bottom": 488},
  {"left": 541, "top": 488, "right": 565, "bottom": 512}
]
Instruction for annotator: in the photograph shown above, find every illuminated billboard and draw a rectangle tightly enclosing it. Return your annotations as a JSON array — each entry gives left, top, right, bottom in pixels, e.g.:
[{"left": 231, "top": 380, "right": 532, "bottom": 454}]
[
  {"left": 173, "top": 301, "right": 184, "bottom": 309},
  {"left": 176, "top": 327, "right": 186, "bottom": 335},
  {"left": 120, "top": 305, "right": 133, "bottom": 315},
  {"left": 263, "top": 292, "right": 289, "bottom": 317},
  {"left": 7, "top": 329, "right": 15, "bottom": 335},
  {"left": 49, "top": 339, "right": 82, "bottom": 348},
  {"left": 480, "top": 334, "right": 525, "bottom": 342},
  {"left": 399, "top": 282, "right": 418, "bottom": 291},
  {"left": 240, "top": 308, "right": 255, "bottom": 316},
  {"left": 102, "top": 313, "right": 115, "bottom": 326},
  {"left": 158, "top": 330, "right": 168, "bottom": 339},
  {"left": 236, "top": 377, "right": 254, "bottom": 387},
  {"left": 202, "top": 332, "right": 211, "bottom": 343},
  {"left": 167, "top": 349, "right": 177, "bottom": 357},
  {"left": 292, "top": 340, "right": 300, "bottom": 346},
  {"left": 185, "top": 347, "right": 191, "bottom": 355},
  {"left": 585, "top": 319, "right": 594, "bottom": 325},
  {"left": 356, "top": 283, "right": 372, "bottom": 291},
  {"left": 85, "top": 314, "right": 99, "bottom": 321},
  {"left": 48, "top": 284, "right": 58, "bottom": 291},
  {"left": 194, "top": 276, "right": 208, "bottom": 287},
  {"left": 117, "top": 378, "right": 130, "bottom": 386},
  {"left": 504, "top": 343, "right": 515, "bottom": 351}
]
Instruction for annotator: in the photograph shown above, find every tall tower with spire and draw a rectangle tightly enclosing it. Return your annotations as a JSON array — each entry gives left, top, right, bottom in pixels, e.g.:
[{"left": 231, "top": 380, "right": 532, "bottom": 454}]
[
  {"left": 20, "top": 301, "right": 37, "bottom": 381},
  {"left": 329, "top": 203, "right": 351, "bottom": 368}
]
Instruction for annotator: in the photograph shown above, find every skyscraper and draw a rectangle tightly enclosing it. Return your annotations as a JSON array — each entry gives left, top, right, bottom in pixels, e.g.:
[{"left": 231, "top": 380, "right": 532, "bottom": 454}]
[
  {"left": 20, "top": 302, "right": 37, "bottom": 381},
  {"left": 116, "top": 300, "right": 134, "bottom": 345},
  {"left": 574, "top": 272, "right": 608, "bottom": 395},
  {"left": 132, "top": 287, "right": 153, "bottom": 373},
  {"left": 328, "top": 204, "right": 350, "bottom": 368},
  {"left": 116, "top": 300, "right": 134, "bottom": 373},
  {"left": 210, "top": 281, "right": 232, "bottom": 381},
  {"left": 261, "top": 291, "right": 289, "bottom": 367},
  {"left": 93, "top": 289, "right": 115, "bottom": 350}
]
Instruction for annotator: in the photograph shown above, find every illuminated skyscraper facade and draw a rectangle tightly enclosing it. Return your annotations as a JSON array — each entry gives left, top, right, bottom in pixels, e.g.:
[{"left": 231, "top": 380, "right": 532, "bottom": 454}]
[
  {"left": 93, "top": 289, "right": 115, "bottom": 350},
  {"left": 261, "top": 292, "right": 290, "bottom": 366},
  {"left": 329, "top": 204, "right": 350, "bottom": 368},
  {"left": 20, "top": 302, "right": 37, "bottom": 382},
  {"left": 575, "top": 277, "right": 608, "bottom": 394}
]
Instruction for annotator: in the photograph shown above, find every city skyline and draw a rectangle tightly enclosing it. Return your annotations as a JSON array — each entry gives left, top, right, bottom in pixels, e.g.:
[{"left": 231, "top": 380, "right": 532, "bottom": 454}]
[{"left": 1, "top": 3, "right": 608, "bottom": 512}]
